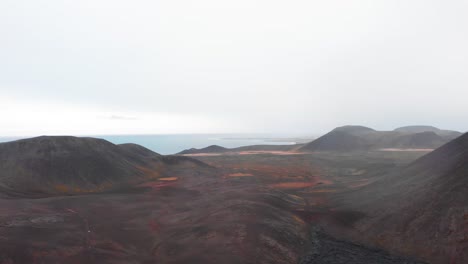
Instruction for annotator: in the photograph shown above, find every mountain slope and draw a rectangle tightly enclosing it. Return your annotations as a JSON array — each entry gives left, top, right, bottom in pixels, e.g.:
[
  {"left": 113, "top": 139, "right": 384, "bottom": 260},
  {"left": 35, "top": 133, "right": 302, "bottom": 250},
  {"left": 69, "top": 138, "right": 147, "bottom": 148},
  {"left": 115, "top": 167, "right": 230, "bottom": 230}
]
[
  {"left": 347, "top": 133, "right": 468, "bottom": 263},
  {"left": 394, "top": 126, "right": 462, "bottom": 138},
  {"left": 178, "top": 145, "right": 229, "bottom": 155},
  {"left": 301, "top": 125, "right": 460, "bottom": 152},
  {"left": 394, "top": 125, "right": 441, "bottom": 133},
  {"left": 376, "top": 131, "right": 446, "bottom": 149},
  {"left": 0, "top": 136, "right": 203, "bottom": 196},
  {"left": 331, "top": 125, "right": 377, "bottom": 136},
  {"left": 178, "top": 144, "right": 301, "bottom": 155},
  {"left": 299, "top": 130, "right": 372, "bottom": 152}
]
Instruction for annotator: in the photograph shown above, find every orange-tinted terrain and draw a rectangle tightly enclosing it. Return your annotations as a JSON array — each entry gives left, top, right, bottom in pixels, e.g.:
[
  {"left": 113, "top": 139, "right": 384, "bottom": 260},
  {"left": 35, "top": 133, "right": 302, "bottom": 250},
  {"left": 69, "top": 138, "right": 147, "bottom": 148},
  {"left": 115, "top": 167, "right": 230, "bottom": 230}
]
[{"left": 1, "top": 131, "right": 467, "bottom": 264}]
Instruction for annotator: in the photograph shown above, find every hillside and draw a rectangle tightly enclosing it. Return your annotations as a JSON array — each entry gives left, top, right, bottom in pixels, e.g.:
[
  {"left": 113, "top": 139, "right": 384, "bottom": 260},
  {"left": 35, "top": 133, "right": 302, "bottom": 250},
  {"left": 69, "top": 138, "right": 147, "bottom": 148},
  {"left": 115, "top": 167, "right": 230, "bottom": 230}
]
[
  {"left": 345, "top": 133, "right": 468, "bottom": 264},
  {"left": 0, "top": 136, "right": 204, "bottom": 196},
  {"left": 299, "top": 130, "right": 371, "bottom": 151},
  {"left": 0, "top": 138, "right": 427, "bottom": 264},
  {"left": 300, "top": 125, "right": 460, "bottom": 152},
  {"left": 394, "top": 126, "right": 462, "bottom": 138},
  {"left": 178, "top": 145, "right": 229, "bottom": 155},
  {"left": 332, "top": 125, "right": 377, "bottom": 136},
  {"left": 374, "top": 131, "right": 447, "bottom": 149},
  {"left": 178, "top": 144, "right": 300, "bottom": 155},
  {"left": 394, "top": 125, "right": 441, "bottom": 133}
]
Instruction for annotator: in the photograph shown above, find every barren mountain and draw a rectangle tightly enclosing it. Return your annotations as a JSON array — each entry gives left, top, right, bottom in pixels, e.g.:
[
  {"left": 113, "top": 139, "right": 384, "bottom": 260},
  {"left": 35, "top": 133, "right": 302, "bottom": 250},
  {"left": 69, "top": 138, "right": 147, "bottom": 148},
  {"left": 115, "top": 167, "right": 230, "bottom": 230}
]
[
  {"left": 299, "top": 130, "right": 372, "bottom": 152},
  {"left": 331, "top": 125, "right": 377, "bottom": 136},
  {"left": 394, "top": 126, "right": 462, "bottom": 138},
  {"left": 0, "top": 136, "right": 204, "bottom": 197},
  {"left": 178, "top": 145, "right": 229, "bottom": 154},
  {"left": 300, "top": 125, "right": 460, "bottom": 152},
  {"left": 0, "top": 135, "right": 426, "bottom": 264},
  {"left": 345, "top": 133, "right": 468, "bottom": 263},
  {"left": 178, "top": 144, "right": 301, "bottom": 155},
  {"left": 374, "top": 131, "right": 447, "bottom": 149}
]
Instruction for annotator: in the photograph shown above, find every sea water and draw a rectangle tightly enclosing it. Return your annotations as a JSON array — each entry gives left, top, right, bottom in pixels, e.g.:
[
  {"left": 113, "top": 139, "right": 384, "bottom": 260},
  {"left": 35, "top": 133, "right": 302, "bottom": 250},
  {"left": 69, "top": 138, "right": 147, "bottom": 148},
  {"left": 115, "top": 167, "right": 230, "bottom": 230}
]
[
  {"left": 0, "top": 134, "right": 296, "bottom": 155},
  {"left": 99, "top": 134, "right": 295, "bottom": 154}
]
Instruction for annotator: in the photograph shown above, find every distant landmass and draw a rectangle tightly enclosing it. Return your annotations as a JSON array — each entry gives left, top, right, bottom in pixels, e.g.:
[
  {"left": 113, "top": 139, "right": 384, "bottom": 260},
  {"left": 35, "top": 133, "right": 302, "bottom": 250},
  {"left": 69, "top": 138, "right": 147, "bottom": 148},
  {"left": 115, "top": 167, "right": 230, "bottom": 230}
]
[
  {"left": 178, "top": 144, "right": 302, "bottom": 155},
  {"left": 179, "top": 145, "right": 229, "bottom": 155},
  {"left": 178, "top": 125, "right": 462, "bottom": 154},
  {"left": 98, "top": 134, "right": 298, "bottom": 154},
  {"left": 332, "top": 125, "right": 377, "bottom": 135},
  {"left": 394, "top": 125, "right": 462, "bottom": 137},
  {"left": 299, "top": 125, "right": 461, "bottom": 152},
  {"left": 0, "top": 134, "right": 301, "bottom": 155}
]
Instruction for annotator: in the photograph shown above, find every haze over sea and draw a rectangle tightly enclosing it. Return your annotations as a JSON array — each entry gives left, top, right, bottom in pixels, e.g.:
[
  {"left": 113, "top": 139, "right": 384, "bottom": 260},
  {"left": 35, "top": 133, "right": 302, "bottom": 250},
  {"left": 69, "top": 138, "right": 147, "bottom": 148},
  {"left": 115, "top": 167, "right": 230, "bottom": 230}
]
[{"left": 0, "top": 134, "right": 298, "bottom": 155}]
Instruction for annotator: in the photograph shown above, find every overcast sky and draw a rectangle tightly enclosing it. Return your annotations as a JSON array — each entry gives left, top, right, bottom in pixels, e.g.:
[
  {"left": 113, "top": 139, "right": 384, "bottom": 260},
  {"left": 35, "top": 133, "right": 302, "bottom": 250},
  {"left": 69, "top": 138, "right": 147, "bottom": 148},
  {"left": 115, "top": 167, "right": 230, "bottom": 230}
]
[{"left": 1, "top": 0, "right": 467, "bottom": 136}]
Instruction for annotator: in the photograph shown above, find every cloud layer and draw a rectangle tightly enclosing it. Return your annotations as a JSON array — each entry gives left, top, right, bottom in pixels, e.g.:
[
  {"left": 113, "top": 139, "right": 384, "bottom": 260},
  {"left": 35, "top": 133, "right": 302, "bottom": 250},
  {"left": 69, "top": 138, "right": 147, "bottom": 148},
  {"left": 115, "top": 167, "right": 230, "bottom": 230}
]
[{"left": 1, "top": 0, "right": 467, "bottom": 135}]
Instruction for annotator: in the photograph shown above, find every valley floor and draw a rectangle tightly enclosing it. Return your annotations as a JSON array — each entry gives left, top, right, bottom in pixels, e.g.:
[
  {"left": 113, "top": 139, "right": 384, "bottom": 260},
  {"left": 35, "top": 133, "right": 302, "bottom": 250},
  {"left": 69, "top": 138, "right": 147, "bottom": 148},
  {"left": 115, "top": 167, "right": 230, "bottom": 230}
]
[{"left": 0, "top": 150, "right": 428, "bottom": 264}]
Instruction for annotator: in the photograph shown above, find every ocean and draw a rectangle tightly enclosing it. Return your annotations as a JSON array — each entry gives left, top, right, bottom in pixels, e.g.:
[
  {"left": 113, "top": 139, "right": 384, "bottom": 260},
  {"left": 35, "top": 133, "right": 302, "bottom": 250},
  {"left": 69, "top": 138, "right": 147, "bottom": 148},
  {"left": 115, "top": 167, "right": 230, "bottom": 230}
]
[{"left": 0, "top": 134, "right": 297, "bottom": 155}]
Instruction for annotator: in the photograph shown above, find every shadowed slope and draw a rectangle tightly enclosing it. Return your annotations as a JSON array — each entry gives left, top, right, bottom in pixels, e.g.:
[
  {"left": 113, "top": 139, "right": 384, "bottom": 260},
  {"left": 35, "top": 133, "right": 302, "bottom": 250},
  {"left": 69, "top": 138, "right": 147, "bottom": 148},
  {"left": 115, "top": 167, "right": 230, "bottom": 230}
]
[{"left": 346, "top": 133, "right": 468, "bottom": 263}]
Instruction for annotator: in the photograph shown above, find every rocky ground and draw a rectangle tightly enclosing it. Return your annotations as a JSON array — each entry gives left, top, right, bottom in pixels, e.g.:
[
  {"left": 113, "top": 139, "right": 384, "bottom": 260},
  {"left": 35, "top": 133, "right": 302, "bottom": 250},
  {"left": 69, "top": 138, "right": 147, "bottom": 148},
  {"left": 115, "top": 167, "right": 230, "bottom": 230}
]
[
  {"left": 0, "top": 144, "right": 431, "bottom": 263},
  {"left": 300, "top": 227, "right": 425, "bottom": 264}
]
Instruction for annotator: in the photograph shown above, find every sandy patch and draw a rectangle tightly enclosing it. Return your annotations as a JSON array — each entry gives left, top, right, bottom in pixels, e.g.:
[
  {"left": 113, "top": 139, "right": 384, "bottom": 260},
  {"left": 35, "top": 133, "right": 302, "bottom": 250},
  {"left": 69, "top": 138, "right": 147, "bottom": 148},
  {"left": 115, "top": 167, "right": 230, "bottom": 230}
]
[
  {"left": 228, "top": 173, "right": 254, "bottom": 177},
  {"left": 158, "top": 177, "right": 178, "bottom": 181}
]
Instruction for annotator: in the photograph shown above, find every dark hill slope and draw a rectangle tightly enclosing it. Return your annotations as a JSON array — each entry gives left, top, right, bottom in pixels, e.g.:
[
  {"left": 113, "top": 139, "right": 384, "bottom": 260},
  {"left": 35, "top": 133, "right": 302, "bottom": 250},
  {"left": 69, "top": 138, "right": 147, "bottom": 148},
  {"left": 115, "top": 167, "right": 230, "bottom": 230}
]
[
  {"left": 394, "top": 125, "right": 441, "bottom": 134},
  {"left": 375, "top": 131, "right": 446, "bottom": 149},
  {"left": 299, "top": 130, "right": 372, "bottom": 152},
  {"left": 345, "top": 133, "right": 468, "bottom": 263},
  {"left": 301, "top": 126, "right": 460, "bottom": 152},
  {"left": 178, "top": 145, "right": 229, "bottom": 155},
  {"left": 394, "top": 126, "right": 462, "bottom": 141},
  {"left": 394, "top": 126, "right": 462, "bottom": 138},
  {"left": 178, "top": 144, "right": 300, "bottom": 155},
  {"left": 0, "top": 136, "right": 204, "bottom": 196}
]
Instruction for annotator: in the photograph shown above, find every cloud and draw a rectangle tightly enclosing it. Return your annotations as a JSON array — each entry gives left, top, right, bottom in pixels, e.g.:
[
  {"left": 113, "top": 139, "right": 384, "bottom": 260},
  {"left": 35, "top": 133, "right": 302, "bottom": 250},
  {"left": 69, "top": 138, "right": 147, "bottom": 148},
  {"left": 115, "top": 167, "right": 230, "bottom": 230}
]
[
  {"left": 106, "top": 115, "right": 139, "bottom": 121},
  {"left": 1, "top": 0, "right": 467, "bottom": 134},
  {"left": 0, "top": 95, "right": 237, "bottom": 136}
]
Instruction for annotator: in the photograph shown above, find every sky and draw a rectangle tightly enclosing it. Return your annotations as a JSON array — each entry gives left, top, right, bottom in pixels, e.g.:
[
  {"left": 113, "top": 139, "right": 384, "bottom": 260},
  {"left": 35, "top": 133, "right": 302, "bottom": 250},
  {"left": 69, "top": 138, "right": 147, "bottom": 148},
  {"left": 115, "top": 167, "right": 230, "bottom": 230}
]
[{"left": 1, "top": 0, "right": 467, "bottom": 136}]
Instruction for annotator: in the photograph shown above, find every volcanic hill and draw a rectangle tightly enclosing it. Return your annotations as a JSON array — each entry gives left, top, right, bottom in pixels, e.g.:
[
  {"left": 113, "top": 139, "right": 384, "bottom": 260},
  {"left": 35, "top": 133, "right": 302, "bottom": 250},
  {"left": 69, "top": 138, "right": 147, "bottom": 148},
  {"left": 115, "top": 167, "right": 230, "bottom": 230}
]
[
  {"left": 394, "top": 125, "right": 462, "bottom": 138},
  {"left": 300, "top": 125, "right": 460, "bottom": 152},
  {"left": 178, "top": 145, "right": 229, "bottom": 155},
  {"left": 0, "top": 136, "right": 205, "bottom": 196},
  {"left": 345, "top": 132, "right": 468, "bottom": 263}
]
